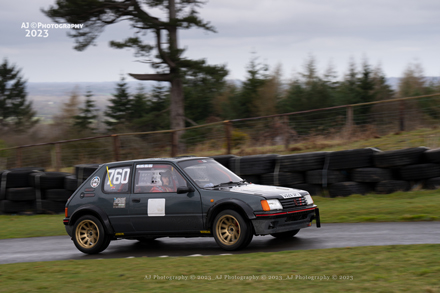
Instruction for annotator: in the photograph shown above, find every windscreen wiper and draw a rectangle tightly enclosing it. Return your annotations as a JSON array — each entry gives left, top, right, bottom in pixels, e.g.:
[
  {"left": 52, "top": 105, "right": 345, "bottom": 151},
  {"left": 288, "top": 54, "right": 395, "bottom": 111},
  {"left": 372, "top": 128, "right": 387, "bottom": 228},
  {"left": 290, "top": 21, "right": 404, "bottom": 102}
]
[{"left": 211, "top": 180, "right": 247, "bottom": 188}]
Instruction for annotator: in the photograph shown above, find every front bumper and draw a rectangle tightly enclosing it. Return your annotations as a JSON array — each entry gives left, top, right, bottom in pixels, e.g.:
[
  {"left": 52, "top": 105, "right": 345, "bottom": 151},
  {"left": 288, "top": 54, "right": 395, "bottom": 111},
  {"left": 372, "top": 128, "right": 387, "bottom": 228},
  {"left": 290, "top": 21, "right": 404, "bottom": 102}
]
[{"left": 252, "top": 207, "right": 320, "bottom": 235}]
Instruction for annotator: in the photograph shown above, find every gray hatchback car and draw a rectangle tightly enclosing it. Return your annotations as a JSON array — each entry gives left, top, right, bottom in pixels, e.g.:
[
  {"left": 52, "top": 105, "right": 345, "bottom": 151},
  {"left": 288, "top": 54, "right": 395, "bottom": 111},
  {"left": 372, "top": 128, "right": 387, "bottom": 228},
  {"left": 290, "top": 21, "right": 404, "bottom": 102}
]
[{"left": 63, "top": 157, "right": 320, "bottom": 254}]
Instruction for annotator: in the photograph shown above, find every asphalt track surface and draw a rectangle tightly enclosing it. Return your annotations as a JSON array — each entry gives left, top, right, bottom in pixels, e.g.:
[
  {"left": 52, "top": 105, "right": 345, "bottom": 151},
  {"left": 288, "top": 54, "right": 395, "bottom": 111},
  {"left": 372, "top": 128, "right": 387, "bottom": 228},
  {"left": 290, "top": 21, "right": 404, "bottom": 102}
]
[{"left": 1, "top": 222, "right": 439, "bottom": 264}]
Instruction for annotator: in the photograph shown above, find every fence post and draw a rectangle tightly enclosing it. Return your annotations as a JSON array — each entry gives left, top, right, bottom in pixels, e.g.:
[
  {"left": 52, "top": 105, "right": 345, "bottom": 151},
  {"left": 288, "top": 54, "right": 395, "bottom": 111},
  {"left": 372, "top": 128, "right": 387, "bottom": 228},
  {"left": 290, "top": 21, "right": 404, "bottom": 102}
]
[
  {"left": 112, "top": 135, "right": 120, "bottom": 161},
  {"left": 399, "top": 100, "right": 405, "bottom": 131},
  {"left": 16, "top": 147, "right": 22, "bottom": 168},
  {"left": 283, "top": 116, "right": 291, "bottom": 151},
  {"left": 55, "top": 143, "right": 62, "bottom": 171},
  {"left": 224, "top": 120, "right": 232, "bottom": 154},
  {"left": 346, "top": 106, "right": 354, "bottom": 137},
  {"left": 171, "top": 131, "right": 178, "bottom": 157}
]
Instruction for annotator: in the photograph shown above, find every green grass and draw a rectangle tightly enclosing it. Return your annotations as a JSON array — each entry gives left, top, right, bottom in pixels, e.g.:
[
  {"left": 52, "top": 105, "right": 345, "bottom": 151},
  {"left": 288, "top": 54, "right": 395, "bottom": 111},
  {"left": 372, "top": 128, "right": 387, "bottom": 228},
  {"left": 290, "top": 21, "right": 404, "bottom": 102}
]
[
  {"left": 314, "top": 189, "right": 440, "bottom": 223},
  {"left": 183, "top": 127, "right": 440, "bottom": 157},
  {"left": 0, "top": 189, "right": 439, "bottom": 239},
  {"left": 0, "top": 245, "right": 439, "bottom": 292}
]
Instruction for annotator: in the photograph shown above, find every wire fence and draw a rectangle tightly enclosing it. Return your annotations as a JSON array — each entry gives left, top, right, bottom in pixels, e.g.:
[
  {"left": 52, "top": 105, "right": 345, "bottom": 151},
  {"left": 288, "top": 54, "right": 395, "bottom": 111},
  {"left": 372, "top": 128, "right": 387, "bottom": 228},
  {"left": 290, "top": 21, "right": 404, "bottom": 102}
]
[{"left": 1, "top": 94, "right": 440, "bottom": 170}]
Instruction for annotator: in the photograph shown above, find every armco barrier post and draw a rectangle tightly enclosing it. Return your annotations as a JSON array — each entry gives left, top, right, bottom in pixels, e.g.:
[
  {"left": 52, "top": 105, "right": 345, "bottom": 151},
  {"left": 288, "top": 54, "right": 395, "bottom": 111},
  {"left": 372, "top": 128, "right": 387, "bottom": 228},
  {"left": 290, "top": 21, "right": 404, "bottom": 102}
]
[
  {"left": 345, "top": 106, "right": 354, "bottom": 138},
  {"left": 399, "top": 100, "right": 405, "bottom": 131},
  {"left": 16, "top": 147, "right": 22, "bottom": 168},
  {"left": 224, "top": 120, "right": 232, "bottom": 155},
  {"left": 171, "top": 130, "right": 178, "bottom": 157},
  {"left": 55, "top": 143, "right": 62, "bottom": 171},
  {"left": 112, "top": 135, "right": 120, "bottom": 162}
]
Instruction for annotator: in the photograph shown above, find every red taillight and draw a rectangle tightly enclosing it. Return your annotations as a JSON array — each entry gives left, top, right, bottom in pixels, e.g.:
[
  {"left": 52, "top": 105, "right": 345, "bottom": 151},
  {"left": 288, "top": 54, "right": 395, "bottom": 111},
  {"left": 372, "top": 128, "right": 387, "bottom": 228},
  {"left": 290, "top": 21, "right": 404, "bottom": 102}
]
[{"left": 65, "top": 207, "right": 68, "bottom": 218}]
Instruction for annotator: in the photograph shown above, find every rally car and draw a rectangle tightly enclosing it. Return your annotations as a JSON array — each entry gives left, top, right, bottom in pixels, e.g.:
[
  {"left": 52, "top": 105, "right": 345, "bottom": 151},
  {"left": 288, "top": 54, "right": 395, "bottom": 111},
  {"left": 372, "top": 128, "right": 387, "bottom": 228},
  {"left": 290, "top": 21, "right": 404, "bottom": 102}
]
[{"left": 63, "top": 157, "right": 320, "bottom": 254}]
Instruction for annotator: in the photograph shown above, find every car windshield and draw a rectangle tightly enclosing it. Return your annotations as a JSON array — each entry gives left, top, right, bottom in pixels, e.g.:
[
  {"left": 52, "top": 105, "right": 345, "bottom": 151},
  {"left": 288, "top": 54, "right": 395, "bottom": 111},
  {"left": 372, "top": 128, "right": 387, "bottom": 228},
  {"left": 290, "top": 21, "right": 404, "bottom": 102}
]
[{"left": 179, "top": 158, "right": 244, "bottom": 188}]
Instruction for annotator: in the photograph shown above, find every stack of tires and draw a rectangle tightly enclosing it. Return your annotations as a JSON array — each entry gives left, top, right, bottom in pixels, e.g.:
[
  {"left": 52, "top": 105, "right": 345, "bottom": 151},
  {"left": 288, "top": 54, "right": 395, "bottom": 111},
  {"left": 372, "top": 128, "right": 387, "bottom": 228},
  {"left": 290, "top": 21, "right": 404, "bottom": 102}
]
[
  {"left": 0, "top": 167, "right": 44, "bottom": 214},
  {"left": 213, "top": 146, "right": 440, "bottom": 197},
  {"left": 228, "top": 154, "right": 279, "bottom": 185},
  {"left": 30, "top": 172, "right": 72, "bottom": 214},
  {"left": 0, "top": 164, "right": 100, "bottom": 215}
]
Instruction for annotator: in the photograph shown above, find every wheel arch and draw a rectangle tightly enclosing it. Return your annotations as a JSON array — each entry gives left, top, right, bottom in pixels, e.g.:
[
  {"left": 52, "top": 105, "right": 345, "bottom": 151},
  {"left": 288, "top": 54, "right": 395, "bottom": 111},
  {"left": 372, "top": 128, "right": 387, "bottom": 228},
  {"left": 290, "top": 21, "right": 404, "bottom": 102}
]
[
  {"left": 205, "top": 199, "right": 255, "bottom": 231},
  {"left": 69, "top": 204, "right": 114, "bottom": 235}
]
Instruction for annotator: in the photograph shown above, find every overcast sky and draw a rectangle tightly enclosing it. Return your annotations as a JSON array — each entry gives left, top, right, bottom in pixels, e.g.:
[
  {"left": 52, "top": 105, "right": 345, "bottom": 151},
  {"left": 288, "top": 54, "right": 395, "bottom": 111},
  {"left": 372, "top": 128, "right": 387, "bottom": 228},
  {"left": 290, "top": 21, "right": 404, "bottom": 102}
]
[{"left": 1, "top": 0, "right": 440, "bottom": 83}]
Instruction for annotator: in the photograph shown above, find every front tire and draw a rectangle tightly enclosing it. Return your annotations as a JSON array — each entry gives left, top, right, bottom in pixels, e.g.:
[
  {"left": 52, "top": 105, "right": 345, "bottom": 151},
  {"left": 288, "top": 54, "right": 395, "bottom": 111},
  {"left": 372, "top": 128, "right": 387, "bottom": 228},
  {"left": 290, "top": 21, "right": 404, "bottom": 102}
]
[
  {"left": 213, "top": 210, "right": 253, "bottom": 251},
  {"left": 72, "top": 215, "right": 110, "bottom": 254},
  {"left": 270, "top": 229, "right": 300, "bottom": 239}
]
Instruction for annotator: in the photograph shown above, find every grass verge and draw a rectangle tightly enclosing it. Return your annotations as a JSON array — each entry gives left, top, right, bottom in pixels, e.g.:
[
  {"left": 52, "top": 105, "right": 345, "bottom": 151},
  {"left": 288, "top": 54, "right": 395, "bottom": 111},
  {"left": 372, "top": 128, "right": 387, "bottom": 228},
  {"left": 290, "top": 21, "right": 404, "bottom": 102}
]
[
  {"left": 0, "top": 245, "right": 439, "bottom": 292},
  {"left": 0, "top": 189, "right": 439, "bottom": 239}
]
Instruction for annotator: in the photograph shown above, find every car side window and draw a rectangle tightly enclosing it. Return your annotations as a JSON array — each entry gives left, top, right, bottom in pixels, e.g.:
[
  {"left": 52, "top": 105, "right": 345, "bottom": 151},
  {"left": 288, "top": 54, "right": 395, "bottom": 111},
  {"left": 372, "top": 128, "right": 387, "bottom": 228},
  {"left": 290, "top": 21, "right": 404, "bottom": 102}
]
[
  {"left": 103, "top": 166, "right": 131, "bottom": 193},
  {"left": 134, "top": 164, "right": 187, "bottom": 193}
]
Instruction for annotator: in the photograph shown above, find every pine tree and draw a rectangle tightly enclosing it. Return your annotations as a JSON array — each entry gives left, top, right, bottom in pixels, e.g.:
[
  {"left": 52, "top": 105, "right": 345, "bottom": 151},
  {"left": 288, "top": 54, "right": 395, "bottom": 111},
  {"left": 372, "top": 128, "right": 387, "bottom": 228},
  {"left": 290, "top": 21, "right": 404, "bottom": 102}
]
[
  {"left": 73, "top": 90, "right": 98, "bottom": 132},
  {"left": 131, "top": 83, "right": 170, "bottom": 131},
  {"left": 50, "top": 87, "right": 80, "bottom": 139},
  {"left": 104, "top": 76, "right": 132, "bottom": 130},
  {"left": 371, "top": 64, "right": 394, "bottom": 101},
  {"left": 182, "top": 60, "right": 228, "bottom": 124},
  {"left": 0, "top": 58, "right": 36, "bottom": 132},
  {"left": 236, "top": 54, "right": 269, "bottom": 118}
]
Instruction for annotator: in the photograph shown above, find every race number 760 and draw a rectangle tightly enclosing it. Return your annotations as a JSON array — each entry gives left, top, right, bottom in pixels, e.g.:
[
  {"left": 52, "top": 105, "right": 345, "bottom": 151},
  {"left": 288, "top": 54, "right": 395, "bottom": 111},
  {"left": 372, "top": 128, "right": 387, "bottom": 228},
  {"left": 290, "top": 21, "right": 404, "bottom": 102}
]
[{"left": 107, "top": 168, "right": 130, "bottom": 185}]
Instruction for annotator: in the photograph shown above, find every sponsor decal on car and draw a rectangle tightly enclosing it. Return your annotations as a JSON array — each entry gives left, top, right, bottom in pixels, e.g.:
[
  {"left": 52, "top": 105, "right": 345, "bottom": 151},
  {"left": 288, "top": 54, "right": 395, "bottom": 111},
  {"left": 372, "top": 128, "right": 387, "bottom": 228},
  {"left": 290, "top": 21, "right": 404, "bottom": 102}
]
[
  {"left": 113, "top": 197, "right": 126, "bottom": 208},
  {"left": 280, "top": 192, "right": 302, "bottom": 199},
  {"left": 90, "top": 176, "right": 100, "bottom": 188}
]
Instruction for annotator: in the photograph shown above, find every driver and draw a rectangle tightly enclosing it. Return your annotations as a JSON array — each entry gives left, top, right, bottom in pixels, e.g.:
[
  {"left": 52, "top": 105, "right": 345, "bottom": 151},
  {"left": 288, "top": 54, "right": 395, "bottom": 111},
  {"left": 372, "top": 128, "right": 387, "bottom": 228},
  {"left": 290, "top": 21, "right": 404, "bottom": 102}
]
[{"left": 151, "top": 170, "right": 176, "bottom": 192}]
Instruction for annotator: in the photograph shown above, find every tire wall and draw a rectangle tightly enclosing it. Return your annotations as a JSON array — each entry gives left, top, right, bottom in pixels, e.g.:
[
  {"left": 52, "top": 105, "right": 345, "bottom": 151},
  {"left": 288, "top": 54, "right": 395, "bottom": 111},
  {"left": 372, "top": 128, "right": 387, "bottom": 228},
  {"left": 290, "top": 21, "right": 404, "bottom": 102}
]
[
  {"left": 212, "top": 147, "right": 440, "bottom": 198},
  {"left": 2, "top": 148, "right": 440, "bottom": 214},
  {"left": 0, "top": 164, "right": 97, "bottom": 214}
]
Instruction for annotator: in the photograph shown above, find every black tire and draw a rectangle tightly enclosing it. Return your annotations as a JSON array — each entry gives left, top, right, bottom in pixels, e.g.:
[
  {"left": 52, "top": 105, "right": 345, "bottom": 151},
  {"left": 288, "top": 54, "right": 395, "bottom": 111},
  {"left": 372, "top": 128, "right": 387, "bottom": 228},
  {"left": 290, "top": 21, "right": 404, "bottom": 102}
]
[
  {"left": 351, "top": 168, "right": 392, "bottom": 183},
  {"left": 230, "top": 155, "right": 278, "bottom": 176},
  {"left": 399, "top": 163, "right": 440, "bottom": 180},
  {"left": 290, "top": 183, "right": 323, "bottom": 196},
  {"left": 30, "top": 172, "right": 70, "bottom": 190},
  {"left": 75, "top": 164, "right": 100, "bottom": 182},
  {"left": 0, "top": 200, "right": 34, "bottom": 214},
  {"left": 40, "top": 200, "right": 66, "bottom": 214},
  {"left": 213, "top": 209, "right": 253, "bottom": 251},
  {"left": 72, "top": 215, "right": 110, "bottom": 254},
  {"left": 279, "top": 152, "right": 329, "bottom": 172},
  {"left": 6, "top": 187, "right": 36, "bottom": 201},
  {"left": 65, "top": 175, "right": 79, "bottom": 191},
  {"left": 261, "top": 172, "right": 304, "bottom": 186},
  {"left": 373, "top": 147, "right": 428, "bottom": 168},
  {"left": 5, "top": 168, "right": 45, "bottom": 188},
  {"left": 375, "top": 180, "right": 410, "bottom": 194},
  {"left": 328, "top": 182, "right": 372, "bottom": 197},
  {"left": 424, "top": 148, "right": 440, "bottom": 163},
  {"left": 241, "top": 175, "right": 261, "bottom": 184},
  {"left": 210, "top": 155, "right": 237, "bottom": 170},
  {"left": 306, "top": 170, "right": 348, "bottom": 185},
  {"left": 270, "top": 229, "right": 300, "bottom": 239},
  {"left": 328, "top": 148, "right": 380, "bottom": 170},
  {"left": 44, "top": 189, "right": 73, "bottom": 202},
  {"left": 425, "top": 177, "right": 440, "bottom": 190}
]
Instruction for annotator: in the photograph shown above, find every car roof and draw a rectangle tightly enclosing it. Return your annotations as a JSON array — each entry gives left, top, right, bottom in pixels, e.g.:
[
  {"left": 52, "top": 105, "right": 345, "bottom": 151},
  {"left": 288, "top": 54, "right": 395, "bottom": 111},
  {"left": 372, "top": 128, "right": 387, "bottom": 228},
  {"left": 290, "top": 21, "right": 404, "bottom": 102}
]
[{"left": 104, "top": 156, "right": 211, "bottom": 166}]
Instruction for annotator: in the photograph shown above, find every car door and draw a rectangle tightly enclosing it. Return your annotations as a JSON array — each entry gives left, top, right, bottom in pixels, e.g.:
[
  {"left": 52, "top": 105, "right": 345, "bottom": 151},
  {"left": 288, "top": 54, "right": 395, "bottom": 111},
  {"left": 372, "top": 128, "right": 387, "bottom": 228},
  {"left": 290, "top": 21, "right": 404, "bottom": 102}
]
[
  {"left": 129, "top": 163, "right": 203, "bottom": 233},
  {"left": 99, "top": 164, "right": 135, "bottom": 233}
]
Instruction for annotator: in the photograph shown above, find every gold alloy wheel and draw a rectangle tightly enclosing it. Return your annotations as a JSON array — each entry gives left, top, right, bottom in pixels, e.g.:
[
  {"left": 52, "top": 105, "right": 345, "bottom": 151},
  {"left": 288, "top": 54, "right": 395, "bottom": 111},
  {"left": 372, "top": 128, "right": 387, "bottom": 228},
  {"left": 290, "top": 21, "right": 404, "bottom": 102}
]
[
  {"left": 75, "top": 219, "right": 100, "bottom": 249},
  {"left": 216, "top": 214, "right": 241, "bottom": 246}
]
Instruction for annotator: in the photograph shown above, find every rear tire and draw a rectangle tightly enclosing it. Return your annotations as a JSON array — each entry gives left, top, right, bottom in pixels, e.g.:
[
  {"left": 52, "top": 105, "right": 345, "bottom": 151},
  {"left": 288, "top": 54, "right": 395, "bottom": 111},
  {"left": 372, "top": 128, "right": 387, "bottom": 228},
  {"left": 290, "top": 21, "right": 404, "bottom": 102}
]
[
  {"left": 270, "top": 229, "right": 300, "bottom": 239},
  {"left": 72, "top": 215, "right": 110, "bottom": 254},
  {"left": 213, "top": 210, "right": 253, "bottom": 251}
]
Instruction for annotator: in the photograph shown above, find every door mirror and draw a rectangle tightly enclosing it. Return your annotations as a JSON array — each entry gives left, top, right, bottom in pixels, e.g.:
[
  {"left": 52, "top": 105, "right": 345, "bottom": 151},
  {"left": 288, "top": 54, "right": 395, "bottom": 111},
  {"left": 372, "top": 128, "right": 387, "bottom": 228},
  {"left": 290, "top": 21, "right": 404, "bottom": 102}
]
[{"left": 176, "top": 186, "right": 195, "bottom": 194}]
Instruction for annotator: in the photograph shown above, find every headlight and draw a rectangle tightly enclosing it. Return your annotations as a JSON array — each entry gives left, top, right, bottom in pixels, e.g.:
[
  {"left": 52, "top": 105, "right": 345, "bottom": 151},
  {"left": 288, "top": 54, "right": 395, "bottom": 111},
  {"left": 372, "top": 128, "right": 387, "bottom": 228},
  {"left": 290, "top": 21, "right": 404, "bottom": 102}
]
[
  {"left": 261, "top": 199, "right": 283, "bottom": 211},
  {"left": 303, "top": 193, "right": 314, "bottom": 205}
]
